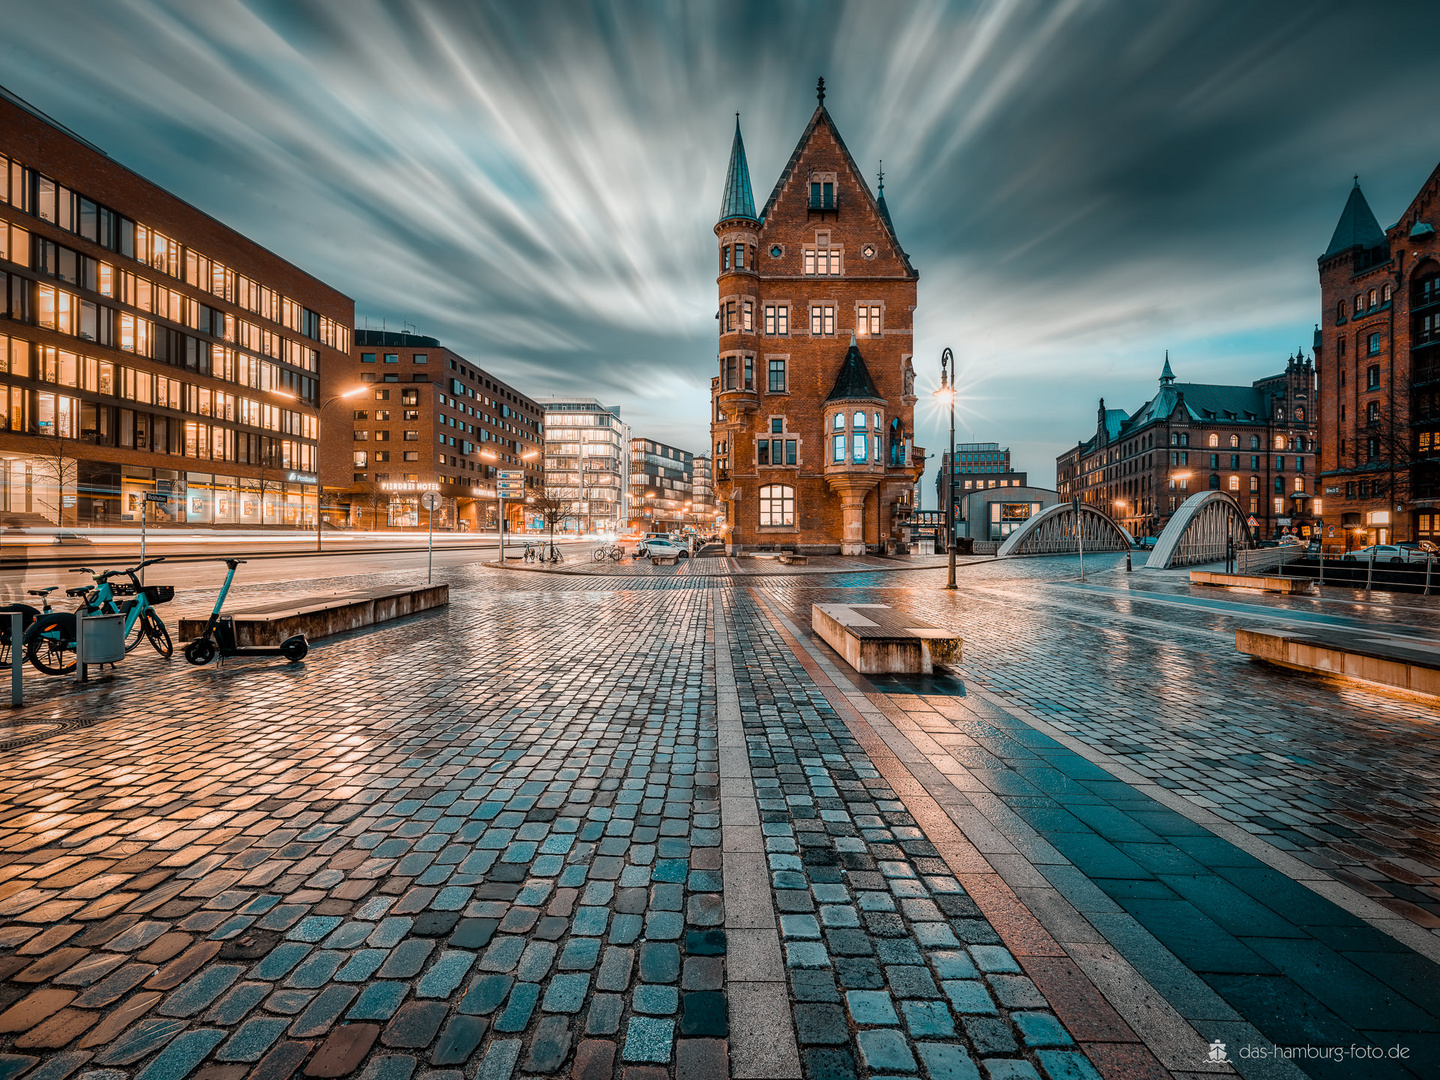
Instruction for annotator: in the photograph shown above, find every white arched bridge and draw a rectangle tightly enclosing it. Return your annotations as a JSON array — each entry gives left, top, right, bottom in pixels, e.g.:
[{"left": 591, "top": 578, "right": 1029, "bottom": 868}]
[
  {"left": 1145, "top": 491, "right": 1251, "bottom": 569},
  {"left": 996, "top": 502, "right": 1135, "bottom": 557}
]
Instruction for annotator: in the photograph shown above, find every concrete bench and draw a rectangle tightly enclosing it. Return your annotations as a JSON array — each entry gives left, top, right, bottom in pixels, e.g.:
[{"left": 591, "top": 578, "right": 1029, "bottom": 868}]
[
  {"left": 178, "top": 584, "right": 448, "bottom": 647},
  {"left": 1191, "top": 571, "right": 1315, "bottom": 595},
  {"left": 812, "top": 603, "right": 962, "bottom": 675},
  {"left": 778, "top": 555, "right": 809, "bottom": 565},
  {"left": 1236, "top": 626, "right": 1440, "bottom": 698},
  {"left": 651, "top": 555, "right": 681, "bottom": 566}
]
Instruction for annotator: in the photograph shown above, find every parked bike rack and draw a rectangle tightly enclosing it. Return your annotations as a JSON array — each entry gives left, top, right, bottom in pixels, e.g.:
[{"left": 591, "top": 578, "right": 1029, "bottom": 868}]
[
  {"left": 8, "top": 611, "right": 19, "bottom": 708},
  {"left": 75, "top": 612, "right": 126, "bottom": 684}
]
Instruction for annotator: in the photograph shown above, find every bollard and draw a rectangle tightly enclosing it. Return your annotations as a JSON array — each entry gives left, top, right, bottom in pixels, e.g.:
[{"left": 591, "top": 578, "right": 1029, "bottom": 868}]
[
  {"left": 1126, "top": 551, "right": 1132, "bottom": 573},
  {"left": 1426, "top": 554, "right": 1433, "bottom": 597},
  {"left": 1366, "top": 549, "right": 1375, "bottom": 599},
  {"left": 9, "top": 611, "right": 20, "bottom": 708}
]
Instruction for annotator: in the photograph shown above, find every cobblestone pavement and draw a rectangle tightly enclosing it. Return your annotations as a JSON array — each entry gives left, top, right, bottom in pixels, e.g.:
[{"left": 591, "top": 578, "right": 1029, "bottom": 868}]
[{"left": 0, "top": 555, "right": 1436, "bottom": 1080}]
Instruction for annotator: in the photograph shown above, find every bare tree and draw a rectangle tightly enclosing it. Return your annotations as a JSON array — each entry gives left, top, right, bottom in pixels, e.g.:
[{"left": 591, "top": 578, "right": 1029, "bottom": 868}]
[
  {"left": 29, "top": 429, "right": 80, "bottom": 528},
  {"left": 530, "top": 473, "right": 579, "bottom": 550},
  {"left": 348, "top": 479, "right": 387, "bottom": 531}
]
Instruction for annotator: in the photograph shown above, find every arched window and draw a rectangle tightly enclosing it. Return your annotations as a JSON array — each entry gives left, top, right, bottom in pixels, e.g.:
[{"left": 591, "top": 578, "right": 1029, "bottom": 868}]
[
  {"left": 1228, "top": 475, "right": 1240, "bottom": 491},
  {"left": 758, "top": 484, "right": 795, "bottom": 526},
  {"left": 1293, "top": 476, "right": 1305, "bottom": 493},
  {"left": 1368, "top": 289, "right": 1377, "bottom": 309},
  {"left": 1383, "top": 283, "right": 1392, "bottom": 303},
  {"left": 853, "top": 411, "right": 867, "bottom": 429},
  {"left": 1249, "top": 475, "right": 1259, "bottom": 492},
  {"left": 1229, "top": 434, "right": 1239, "bottom": 448},
  {"left": 1209, "top": 474, "right": 1221, "bottom": 490},
  {"left": 1274, "top": 435, "right": 1285, "bottom": 450},
  {"left": 1207, "top": 433, "right": 1219, "bottom": 448},
  {"left": 1367, "top": 401, "right": 1380, "bottom": 423},
  {"left": 832, "top": 413, "right": 844, "bottom": 430},
  {"left": 889, "top": 419, "right": 903, "bottom": 466},
  {"left": 1355, "top": 293, "right": 1363, "bottom": 313},
  {"left": 1337, "top": 299, "right": 1346, "bottom": 321},
  {"left": 1250, "top": 435, "right": 1260, "bottom": 449}
]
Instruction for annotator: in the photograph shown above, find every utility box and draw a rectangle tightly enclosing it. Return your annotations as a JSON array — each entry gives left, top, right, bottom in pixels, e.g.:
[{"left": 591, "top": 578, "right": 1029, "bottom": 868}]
[{"left": 79, "top": 613, "right": 127, "bottom": 665}]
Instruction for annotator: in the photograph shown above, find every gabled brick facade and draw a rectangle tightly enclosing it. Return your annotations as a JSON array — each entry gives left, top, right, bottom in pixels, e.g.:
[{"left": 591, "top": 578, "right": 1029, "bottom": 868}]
[
  {"left": 1316, "top": 165, "right": 1440, "bottom": 548},
  {"left": 710, "top": 85, "right": 923, "bottom": 554}
]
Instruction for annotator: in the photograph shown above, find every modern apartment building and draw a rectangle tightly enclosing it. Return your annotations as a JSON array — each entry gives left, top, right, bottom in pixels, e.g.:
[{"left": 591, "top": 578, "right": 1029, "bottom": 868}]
[
  {"left": 0, "top": 85, "right": 352, "bottom": 529},
  {"left": 629, "top": 437, "right": 693, "bottom": 532},
  {"left": 934, "top": 443, "right": 1029, "bottom": 524},
  {"left": 1316, "top": 167, "right": 1440, "bottom": 547},
  {"left": 692, "top": 453, "right": 715, "bottom": 521},
  {"left": 540, "top": 398, "right": 630, "bottom": 533},
  {"left": 326, "top": 330, "right": 543, "bottom": 530}
]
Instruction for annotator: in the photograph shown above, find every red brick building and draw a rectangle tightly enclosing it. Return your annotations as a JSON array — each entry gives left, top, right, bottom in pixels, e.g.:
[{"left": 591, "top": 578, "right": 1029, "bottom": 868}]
[
  {"left": 710, "top": 81, "right": 923, "bottom": 554},
  {"left": 324, "top": 330, "right": 543, "bottom": 532},
  {"left": 0, "top": 85, "right": 352, "bottom": 529},
  {"left": 1056, "top": 354, "right": 1318, "bottom": 541},
  {"left": 1316, "top": 167, "right": 1440, "bottom": 548}
]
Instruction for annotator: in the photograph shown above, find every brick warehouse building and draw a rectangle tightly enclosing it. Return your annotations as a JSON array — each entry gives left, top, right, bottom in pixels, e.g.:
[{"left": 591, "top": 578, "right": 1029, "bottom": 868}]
[
  {"left": 321, "top": 331, "right": 543, "bottom": 532},
  {"left": 1056, "top": 354, "right": 1318, "bottom": 541},
  {"left": 0, "top": 85, "right": 352, "bottom": 529},
  {"left": 1316, "top": 167, "right": 1440, "bottom": 548},
  {"left": 710, "top": 80, "right": 923, "bottom": 554}
]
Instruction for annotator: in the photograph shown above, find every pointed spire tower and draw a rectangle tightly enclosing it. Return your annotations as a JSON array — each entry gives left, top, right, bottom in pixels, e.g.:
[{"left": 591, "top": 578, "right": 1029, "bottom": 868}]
[
  {"left": 875, "top": 161, "right": 895, "bottom": 233},
  {"left": 1160, "top": 351, "right": 1175, "bottom": 386},
  {"left": 718, "top": 115, "right": 758, "bottom": 225},
  {"left": 1324, "top": 177, "right": 1386, "bottom": 259}
]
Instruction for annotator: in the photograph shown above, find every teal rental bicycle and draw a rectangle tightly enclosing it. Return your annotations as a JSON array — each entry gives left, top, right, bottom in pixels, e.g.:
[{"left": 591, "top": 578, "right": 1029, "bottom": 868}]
[{"left": 25, "top": 557, "right": 174, "bottom": 675}]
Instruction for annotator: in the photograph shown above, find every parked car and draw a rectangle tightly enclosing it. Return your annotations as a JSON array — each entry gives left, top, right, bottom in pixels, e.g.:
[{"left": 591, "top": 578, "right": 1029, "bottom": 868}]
[
  {"left": 644, "top": 537, "right": 690, "bottom": 559},
  {"left": 1397, "top": 540, "right": 1440, "bottom": 561},
  {"left": 1343, "top": 544, "right": 1429, "bottom": 564},
  {"left": 1276, "top": 535, "right": 1304, "bottom": 547}
]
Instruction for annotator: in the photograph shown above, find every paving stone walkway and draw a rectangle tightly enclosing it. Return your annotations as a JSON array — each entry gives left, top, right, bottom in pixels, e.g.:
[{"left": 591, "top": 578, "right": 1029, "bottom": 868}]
[{"left": 0, "top": 554, "right": 1435, "bottom": 1080}]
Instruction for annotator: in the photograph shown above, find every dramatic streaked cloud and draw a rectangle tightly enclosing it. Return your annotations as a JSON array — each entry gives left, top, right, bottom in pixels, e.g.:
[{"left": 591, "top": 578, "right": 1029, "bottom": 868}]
[{"left": 2, "top": 0, "right": 1438, "bottom": 485}]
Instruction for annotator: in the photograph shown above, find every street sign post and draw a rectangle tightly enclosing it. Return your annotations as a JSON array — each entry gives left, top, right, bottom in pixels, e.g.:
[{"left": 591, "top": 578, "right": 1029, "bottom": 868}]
[
  {"left": 1072, "top": 496, "right": 1084, "bottom": 582},
  {"left": 140, "top": 491, "right": 169, "bottom": 585},
  {"left": 495, "top": 471, "right": 524, "bottom": 565},
  {"left": 420, "top": 491, "right": 440, "bottom": 583}
]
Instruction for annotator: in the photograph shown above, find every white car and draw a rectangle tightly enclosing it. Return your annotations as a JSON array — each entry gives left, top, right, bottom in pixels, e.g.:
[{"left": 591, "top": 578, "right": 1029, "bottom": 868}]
[
  {"left": 644, "top": 538, "right": 690, "bottom": 559},
  {"left": 1343, "top": 544, "right": 1428, "bottom": 564}
]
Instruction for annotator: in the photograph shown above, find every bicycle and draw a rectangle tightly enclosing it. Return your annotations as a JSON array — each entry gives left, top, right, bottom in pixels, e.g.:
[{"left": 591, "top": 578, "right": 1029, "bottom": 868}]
[
  {"left": 0, "top": 586, "right": 59, "bottom": 666},
  {"left": 523, "top": 543, "right": 538, "bottom": 564},
  {"left": 592, "top": 544, "right": 625, "bottom": 562},
  {"left": 25, "top": 557, "right": 173, "bottom": 675},
  {"left": 544, "top": 544, "right": 564, "bottom": 564}
]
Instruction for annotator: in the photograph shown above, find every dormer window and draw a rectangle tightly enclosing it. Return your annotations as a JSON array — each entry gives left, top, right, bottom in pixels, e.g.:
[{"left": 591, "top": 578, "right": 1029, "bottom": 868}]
[{"left": 809, "top": 174, "right": 836, "bottom": 210}]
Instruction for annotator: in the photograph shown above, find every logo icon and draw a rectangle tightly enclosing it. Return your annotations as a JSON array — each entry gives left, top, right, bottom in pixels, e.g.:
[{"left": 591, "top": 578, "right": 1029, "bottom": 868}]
[{"left": 1207, "top": 1041, "right": 1229, "bottom": 1063}]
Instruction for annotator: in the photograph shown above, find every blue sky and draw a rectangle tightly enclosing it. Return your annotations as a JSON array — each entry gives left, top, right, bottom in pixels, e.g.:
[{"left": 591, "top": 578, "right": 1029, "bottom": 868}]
[{"left": 3, "top": 0, "right": 1438, "bottom": 490}]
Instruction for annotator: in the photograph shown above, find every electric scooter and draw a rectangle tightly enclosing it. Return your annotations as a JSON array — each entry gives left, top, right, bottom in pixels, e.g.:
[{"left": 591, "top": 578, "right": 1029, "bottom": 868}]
[{"left": 183, "top": 559, "right": 309, "bottom": 665}]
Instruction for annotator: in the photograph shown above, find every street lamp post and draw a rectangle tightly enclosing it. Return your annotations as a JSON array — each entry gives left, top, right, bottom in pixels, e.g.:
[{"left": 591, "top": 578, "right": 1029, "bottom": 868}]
[
  {"left": 271, "top": 386, "right": 365, "bottom": 551},
  {"left": 933, "top": 348, "right": 957, "bottom": 590}
]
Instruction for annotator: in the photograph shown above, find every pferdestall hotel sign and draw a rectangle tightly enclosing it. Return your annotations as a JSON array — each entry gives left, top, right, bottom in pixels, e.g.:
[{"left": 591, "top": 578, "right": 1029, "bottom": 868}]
[{"left": 380, "top": 481, "right": 441, "bottom": 493}]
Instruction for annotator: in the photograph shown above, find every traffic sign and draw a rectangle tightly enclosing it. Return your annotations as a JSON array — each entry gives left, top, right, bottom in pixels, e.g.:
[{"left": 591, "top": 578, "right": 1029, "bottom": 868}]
[
  {"left": 420, "top": 492, "right": 440, "bottom": 510},
  {"left": 1246, "top": 515, "right": 1258, "bottom": 527},
  {"left": 498, "top": 470, "right": 524, "bottom": 481},
  {"left": 144, "top": 492, "right": 169, "bottom": 504}
]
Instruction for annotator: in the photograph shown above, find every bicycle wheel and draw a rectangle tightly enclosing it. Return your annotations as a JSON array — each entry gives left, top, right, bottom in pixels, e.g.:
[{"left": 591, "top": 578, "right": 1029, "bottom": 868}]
[
  {"left": 143, "top": 611, "right": 173, "bottom": 658},
  {"left": 123, "top": 603, "right": 146, "bottom": 652},
  {"left": 593, "top": 549, "right": 606, "bottom": 562},
  {"left": 26, "top": 614, "right": 77, "bottom": 675}
]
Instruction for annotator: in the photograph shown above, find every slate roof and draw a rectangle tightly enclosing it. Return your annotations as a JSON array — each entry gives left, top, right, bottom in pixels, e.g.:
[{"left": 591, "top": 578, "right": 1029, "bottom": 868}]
[
  {"left": 1127, "top": 382, "right": 1268, "bottom": 428},
  {"left": 1323, "top": 181, "right": 1386, "bottom": 259},
  {"left": 718, "top": 117, "right": 758, "bottom": 224},
  {"left": 825, "top": 336, "right": 884, "bottom": 403}
]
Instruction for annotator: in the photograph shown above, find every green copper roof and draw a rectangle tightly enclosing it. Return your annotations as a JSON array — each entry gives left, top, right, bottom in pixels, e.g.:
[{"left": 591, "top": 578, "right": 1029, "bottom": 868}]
[
  {"left": 1323, "top": 179, "right": 1386, "bottom": 258},
  {"left": 1160, "top": 351, "right": 1175, "bottom": 385},
  {"left": 718, "top": 116, "right": 757, "bottom": 224},
  {"left": 826, "top": 335, "right": 883, "bottom": 403}
]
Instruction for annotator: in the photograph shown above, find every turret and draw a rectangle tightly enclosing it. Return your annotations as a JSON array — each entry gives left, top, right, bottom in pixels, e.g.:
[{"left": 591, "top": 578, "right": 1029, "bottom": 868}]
[{"left": 716, "top": 115, "right": 760, "bottom": 415}]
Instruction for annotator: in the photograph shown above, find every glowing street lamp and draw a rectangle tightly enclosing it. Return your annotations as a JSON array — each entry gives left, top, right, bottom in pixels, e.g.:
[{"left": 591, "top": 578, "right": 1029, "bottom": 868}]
[{"left": 270, "top": 385, "right": 365, "bottom": 550}]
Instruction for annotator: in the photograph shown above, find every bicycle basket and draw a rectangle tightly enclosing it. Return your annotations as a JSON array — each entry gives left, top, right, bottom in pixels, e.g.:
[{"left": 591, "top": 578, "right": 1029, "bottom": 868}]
[
  {"left": 110, "top": 582, "right": 138, "bottom": 596},
  {"left": 142, "top": 585, "right": 175, "bottom": 604}
]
